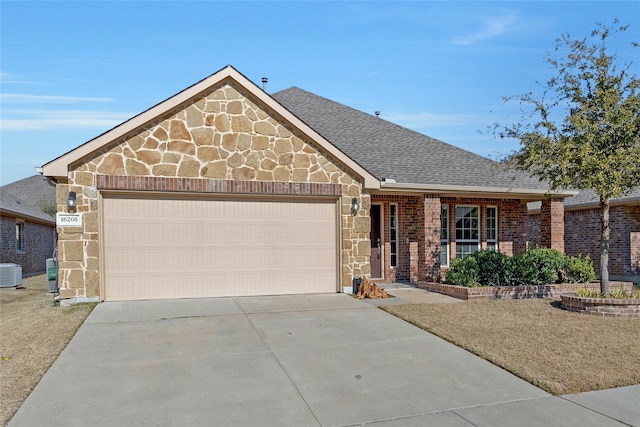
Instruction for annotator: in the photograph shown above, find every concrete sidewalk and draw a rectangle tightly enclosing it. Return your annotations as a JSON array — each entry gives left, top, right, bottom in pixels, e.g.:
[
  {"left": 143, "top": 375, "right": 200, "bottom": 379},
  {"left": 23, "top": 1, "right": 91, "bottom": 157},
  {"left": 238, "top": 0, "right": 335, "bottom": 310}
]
[{"left": 9, "top": 294, "right": 640, "bottom": 426}]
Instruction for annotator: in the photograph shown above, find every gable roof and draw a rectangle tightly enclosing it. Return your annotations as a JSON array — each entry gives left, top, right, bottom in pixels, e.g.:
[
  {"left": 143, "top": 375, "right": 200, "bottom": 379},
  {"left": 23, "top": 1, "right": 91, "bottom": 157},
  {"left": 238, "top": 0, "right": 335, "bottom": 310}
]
[
  {"left": 40, "top": 65, "right": 572, "bottom": 199},
  {"left": 0, "top": 189, "right": 55, "bottom": 225},
  {"left": 273, "top": 87, "right": 572, "bottom": 199},
  {"left": 1, "top": 175, "right": 56, "bottom": 210},
  {"left": 41, "top": 65, "right": 379, "bottom": 189}
]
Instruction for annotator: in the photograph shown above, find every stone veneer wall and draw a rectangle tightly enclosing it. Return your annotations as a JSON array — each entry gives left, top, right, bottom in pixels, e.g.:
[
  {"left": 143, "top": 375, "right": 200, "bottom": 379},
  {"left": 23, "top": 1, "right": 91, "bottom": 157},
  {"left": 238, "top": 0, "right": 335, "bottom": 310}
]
[{"left": 55, "top": 82, "right": 370, "bottom": 300}]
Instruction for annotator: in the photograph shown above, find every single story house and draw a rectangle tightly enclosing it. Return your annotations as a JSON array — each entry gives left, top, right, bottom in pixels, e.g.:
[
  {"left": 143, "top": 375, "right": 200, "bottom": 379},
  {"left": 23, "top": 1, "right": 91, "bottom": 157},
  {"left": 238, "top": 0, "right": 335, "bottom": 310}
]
[
  {"left": 0, "top": 187, "right": 56, "bottom": 275},
  {"left": 41, "top": 65, "right": 572, "bottom": 302},
  {"left": 528, "top": 188, "right": 640, "bottom": 284},
  {"left": 2, "top": 175, "right": 57, "bottom": 216}
]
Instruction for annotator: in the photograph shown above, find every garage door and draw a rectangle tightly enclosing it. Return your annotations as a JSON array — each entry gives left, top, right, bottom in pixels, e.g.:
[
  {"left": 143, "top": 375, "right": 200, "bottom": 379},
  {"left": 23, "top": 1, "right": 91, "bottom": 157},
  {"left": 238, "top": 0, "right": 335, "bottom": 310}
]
[{"left": 102, "top": 195, "right": 338, "bottom": 301}]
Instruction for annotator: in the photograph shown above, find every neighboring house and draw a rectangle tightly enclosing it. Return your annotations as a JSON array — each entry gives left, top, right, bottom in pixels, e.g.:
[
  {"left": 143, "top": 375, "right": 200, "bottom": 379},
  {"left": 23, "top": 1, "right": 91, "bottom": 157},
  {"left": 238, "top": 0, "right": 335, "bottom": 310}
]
[
  {"left": 41, "top": 65, "right": 572, "bottom": 303},
  {"left": 0, "top": 188, "right": 56, "bottom": 275},
  {"left": 2, "top": 175, "right": 57, "bottom": 216},
  {"left": 528, "top": 188, "right": 640, "bottom": 284}
]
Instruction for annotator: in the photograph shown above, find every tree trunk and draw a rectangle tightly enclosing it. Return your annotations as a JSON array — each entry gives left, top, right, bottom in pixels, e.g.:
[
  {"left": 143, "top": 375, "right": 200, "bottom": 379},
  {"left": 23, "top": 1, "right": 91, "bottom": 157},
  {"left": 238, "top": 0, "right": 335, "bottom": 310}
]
[{"left": 600, "top": 197, "right": 610, "bottom": 296}]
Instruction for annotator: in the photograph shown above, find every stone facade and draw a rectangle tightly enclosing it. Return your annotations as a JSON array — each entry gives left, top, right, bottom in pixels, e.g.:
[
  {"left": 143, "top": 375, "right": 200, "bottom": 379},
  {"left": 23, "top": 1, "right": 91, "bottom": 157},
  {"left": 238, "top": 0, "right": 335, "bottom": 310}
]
[
  {"left": 0, "top": 214, "right": 55, "bottom": 275},
  {"left": 54, "top": 82, "right": 369, "bottom": 300}
]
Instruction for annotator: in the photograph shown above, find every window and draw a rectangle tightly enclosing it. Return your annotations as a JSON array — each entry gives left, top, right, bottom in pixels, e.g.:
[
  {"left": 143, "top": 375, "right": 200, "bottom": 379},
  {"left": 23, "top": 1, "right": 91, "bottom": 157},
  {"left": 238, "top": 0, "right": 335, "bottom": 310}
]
[
  {"left": 455, "top": 206, "right": 479, "bottom": 258},
  {"left": 389, "top": 204, "right": 398, "bottom": 268},
  {"left": 16, "top": 221, "right": 25, "bottom": 253},
  {"left": 440, "top": 205, "right": 449, "bottom": 266},
  {"left": 486, "top": 206, "right": 498, "bottom": 251}
]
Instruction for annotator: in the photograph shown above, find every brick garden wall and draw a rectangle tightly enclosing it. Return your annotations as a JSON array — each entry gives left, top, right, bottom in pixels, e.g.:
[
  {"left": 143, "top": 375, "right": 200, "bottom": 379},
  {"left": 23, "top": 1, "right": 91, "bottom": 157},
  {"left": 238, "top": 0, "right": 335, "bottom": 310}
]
[{"left": 418, "top": 281, "right": 632, "bottom": 300}]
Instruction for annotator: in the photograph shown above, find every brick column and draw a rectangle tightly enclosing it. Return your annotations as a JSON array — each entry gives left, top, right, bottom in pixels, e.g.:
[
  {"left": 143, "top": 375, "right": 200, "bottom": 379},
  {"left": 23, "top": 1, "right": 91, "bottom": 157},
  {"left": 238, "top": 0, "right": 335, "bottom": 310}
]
[
  {"left": 417, "top": 195, "right": 441, "bottom": 282},
  {"left": 540, "top": 198, "right": 565, "bottom": 253},
  {"left": 409, "top": 242, "right": 419, "bottom": 283}
]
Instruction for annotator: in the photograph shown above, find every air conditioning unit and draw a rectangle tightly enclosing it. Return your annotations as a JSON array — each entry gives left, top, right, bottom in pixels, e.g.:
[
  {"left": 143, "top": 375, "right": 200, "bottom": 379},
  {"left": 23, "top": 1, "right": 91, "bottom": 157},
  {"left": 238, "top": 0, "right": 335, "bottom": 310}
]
[{"left": 0, "top": 263, "right": 22, "bottom": 287}]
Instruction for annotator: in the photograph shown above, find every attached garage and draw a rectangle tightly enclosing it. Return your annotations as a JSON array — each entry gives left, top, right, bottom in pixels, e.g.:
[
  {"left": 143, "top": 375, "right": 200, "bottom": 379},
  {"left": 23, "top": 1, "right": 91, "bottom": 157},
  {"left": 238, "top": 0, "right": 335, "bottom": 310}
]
[
  {"left": 41, "top": 66, "right": 379, "bottom": 303},
  {"left": 102, "top": 194, "right": 338, "bottom": 301}
]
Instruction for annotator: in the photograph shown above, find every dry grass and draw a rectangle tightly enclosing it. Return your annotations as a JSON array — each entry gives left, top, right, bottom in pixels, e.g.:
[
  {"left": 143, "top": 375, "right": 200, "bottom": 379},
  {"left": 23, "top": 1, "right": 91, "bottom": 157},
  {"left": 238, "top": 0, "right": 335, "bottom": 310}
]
[
  {"left": 382, "top": 298, "right": 640, "bottom": 395},
  {"left": 0, "top": 275, "right": 95, "bottom": 426}
]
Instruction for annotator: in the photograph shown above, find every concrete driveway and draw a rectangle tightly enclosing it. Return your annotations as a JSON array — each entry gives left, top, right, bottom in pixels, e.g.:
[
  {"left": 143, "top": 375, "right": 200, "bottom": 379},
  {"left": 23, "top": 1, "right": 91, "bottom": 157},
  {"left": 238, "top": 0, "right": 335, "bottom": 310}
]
[{"left": 9, "top": 294, "right": 638, "bottom": 426}]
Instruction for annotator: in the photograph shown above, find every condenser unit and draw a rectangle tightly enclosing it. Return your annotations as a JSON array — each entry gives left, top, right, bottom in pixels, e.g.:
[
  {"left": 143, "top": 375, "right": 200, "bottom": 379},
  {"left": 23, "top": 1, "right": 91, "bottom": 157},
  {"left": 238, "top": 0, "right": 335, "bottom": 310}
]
[{"left": 0, "top": 263, "right": 22, "bottom": 287}]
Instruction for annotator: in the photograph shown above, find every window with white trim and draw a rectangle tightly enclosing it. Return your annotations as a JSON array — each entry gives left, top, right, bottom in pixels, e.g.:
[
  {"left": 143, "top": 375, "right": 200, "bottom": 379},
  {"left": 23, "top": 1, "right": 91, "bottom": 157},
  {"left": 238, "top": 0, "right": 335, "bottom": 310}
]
[
  {"left": 455, "top": 206, "right": 479, "bottom": 259},
  {"left": 16, "top": 221, "right": 25, "bottom": 253},
  {"left": 486, "top": 206, "right": 498, "bottom": 251},
  {"left": 390, "top": 204, "right": 398, "bottom": 268},
  {"left": 440, "top": 205, "right": 449, "bottom": 266}
]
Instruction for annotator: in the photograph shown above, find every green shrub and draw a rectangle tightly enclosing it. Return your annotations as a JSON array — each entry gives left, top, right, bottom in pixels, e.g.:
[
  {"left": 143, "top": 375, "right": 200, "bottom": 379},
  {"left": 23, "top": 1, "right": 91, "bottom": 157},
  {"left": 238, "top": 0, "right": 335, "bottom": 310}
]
[
  {"left": 511, "top": 253, "right": 538, "bottom": 286},
  {"left": 446, "top": 247, "right": 597, "bottom": 288},
  {"left": 563, "top": 254, "right": 596, "bottom": 284},
  {"left": 512, "top": 247, "right": 565, "bottom": 286},
  {"left": 445, "top": 256, "right": 480, "bottom": 287},
  {"left": 473, "top": 250, "right": 513, "bottom": 287}
]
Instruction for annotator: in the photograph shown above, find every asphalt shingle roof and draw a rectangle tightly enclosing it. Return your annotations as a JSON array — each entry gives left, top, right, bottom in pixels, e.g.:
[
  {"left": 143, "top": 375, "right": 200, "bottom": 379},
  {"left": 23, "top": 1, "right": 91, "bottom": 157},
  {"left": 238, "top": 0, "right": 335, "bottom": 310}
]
[
  {"left": 0, "top": 189, "right": 55, "bottom": 223},
  {"left": 1, "top": 175, "right": 56, "bottom": 211},
  {"left": 272, "top": 87, "right": 551, "bottom": 191},
  {"left": 563, "top": 187, "right": 640, "bottom": 207},
  {"left": 529, "top": 187, "right": 640, "bottom": 211}
]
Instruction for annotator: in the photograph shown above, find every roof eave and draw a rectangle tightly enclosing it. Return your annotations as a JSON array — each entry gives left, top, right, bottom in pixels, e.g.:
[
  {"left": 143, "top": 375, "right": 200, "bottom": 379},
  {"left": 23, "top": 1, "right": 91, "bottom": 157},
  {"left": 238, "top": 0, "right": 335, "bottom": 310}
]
[
  {"left": 0, "top": 208, "right": 55, "bottom": 226},
  {"left": 377, "top": 182, "right": 578, "bottom": 200},
  {"left": 565, "top": 196, "right": 640, "bottom": 211}
]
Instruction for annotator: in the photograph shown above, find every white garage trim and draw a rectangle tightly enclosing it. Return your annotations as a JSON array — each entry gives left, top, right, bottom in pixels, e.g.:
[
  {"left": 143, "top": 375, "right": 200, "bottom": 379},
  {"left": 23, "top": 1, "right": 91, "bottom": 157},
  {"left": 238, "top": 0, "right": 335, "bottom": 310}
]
[{"left": 99, "top": 192, "right": 340, "bottom": 301}]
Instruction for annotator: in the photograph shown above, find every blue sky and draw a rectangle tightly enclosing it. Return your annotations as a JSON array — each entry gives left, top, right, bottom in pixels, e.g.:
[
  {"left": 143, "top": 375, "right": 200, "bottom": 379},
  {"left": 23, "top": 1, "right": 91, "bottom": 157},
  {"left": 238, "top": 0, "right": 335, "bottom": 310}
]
[{"left": 1, "top": 1, "right": 638, "bottom": 185}]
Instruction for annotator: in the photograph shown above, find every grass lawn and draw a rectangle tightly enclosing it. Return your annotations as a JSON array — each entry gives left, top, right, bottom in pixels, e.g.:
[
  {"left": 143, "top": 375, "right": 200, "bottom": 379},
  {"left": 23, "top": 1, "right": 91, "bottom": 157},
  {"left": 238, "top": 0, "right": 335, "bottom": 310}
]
[
  {"left": 0, "top": 274, "right": 95, "bottom": 426},
  {"left": 382, "top": 298, "right": 640, "bottom": 395}
]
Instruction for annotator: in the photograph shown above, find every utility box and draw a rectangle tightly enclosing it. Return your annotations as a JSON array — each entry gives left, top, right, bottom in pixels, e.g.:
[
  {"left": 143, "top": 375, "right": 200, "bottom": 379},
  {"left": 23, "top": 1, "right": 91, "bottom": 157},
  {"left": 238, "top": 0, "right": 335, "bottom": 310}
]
[
  {"left": 46, "top": 258, "right": 58, "bottom": 293},
  {"left": 0, "top": 263, "right": 22, "bottom": 287}
]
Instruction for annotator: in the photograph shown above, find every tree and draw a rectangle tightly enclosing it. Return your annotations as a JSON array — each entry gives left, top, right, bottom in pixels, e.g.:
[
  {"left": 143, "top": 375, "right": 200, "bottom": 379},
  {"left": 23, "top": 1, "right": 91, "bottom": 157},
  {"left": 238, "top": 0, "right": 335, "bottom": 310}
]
[{"left": 497, "top": 21, "right": 640, "bottom": 296}]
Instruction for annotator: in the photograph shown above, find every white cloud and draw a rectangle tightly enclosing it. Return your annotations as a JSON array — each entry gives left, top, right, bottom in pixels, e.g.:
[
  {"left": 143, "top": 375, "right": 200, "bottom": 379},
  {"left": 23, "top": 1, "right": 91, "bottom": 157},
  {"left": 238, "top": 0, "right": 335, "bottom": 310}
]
[
  {"left": 0, "top": 71, "right": 36, "bottom": 85},
  {"left": 1, "top": 93, "right": 112, "bottom": 104},
  {"left": 452, "top": 11, "right": 518, "bottom": 46},
  {"left": 0, "top": 109, "right": 132, "bottom": 130}
]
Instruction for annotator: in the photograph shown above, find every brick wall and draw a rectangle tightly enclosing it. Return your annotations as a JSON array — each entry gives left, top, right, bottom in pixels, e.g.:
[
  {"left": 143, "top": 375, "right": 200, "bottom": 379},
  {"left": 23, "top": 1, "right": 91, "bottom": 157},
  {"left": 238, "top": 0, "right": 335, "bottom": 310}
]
[
  {"left": 561, "top": 294, "right": 640, "bottom": 318},
  {"left": 418, "top": 281, "right": 632, "bottom": 300},
  {"left": 0, "top": 215, "right": 55, "bottom": 274},
  {"left": 563, "top": 205, "right": 640, "bottom": 281},
  {"left": 540, "top": 198, "right": 564, "bottom": 252},
  {"left": 371, "top": 195, "right": 529, "bottom": 283},
  {"left": 440, "top": 197, "right": 528, "bottom": 258}
]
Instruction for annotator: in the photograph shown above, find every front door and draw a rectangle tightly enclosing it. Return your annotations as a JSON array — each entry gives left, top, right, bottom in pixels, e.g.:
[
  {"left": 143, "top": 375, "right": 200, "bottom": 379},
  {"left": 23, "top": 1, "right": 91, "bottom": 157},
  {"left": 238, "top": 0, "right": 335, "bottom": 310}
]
[{"left": 370, "top": 204, "right": 382, "bottom": 278}]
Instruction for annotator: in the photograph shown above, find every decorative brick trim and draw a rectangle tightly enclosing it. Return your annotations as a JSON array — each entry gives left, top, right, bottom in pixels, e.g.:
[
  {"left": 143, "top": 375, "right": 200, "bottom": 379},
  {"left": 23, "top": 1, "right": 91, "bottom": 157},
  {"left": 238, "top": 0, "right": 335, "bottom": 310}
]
[
  {"left": 96, "top": 175, "right": 342, "bottom": 197},
  {"left": 561, "top": 294, "right": 640, "bottom": 318},
  {"left": 416, "top": 281, "right": 633, "bottom": 301}
]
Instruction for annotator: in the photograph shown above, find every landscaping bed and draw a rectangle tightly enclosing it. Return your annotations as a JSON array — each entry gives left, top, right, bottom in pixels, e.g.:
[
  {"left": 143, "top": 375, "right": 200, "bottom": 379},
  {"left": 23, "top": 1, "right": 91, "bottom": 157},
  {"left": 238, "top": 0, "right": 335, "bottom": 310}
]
[
  {"left": 561, "top": 294, "right": 640, "bottom": 318},
  {"left": 417, "top": 281, "right": 633, "bottom": 300}
]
